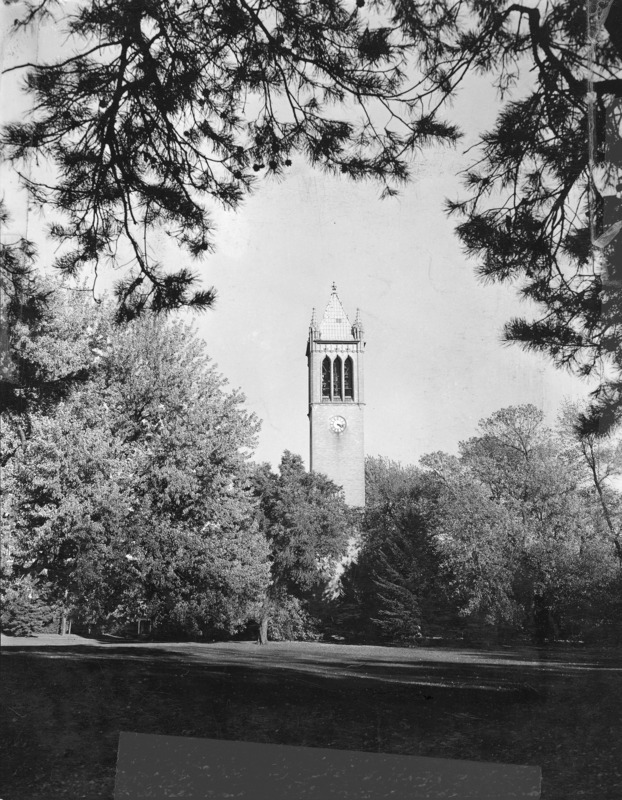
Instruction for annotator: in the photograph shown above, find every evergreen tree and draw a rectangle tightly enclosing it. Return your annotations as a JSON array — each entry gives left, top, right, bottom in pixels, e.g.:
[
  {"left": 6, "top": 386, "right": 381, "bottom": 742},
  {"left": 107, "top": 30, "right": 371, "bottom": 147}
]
[
  {"left": 0, "top": 576, "right": 57, "bottom": 637},
  {"left": 345, "top": 457, "right": 446, "bottom": 643},
  {"left": 446, "top": 2, "right": 622, "bottom": 434},
  {"left": 2, "top": 0, "right": 463, "bottom": 318}
]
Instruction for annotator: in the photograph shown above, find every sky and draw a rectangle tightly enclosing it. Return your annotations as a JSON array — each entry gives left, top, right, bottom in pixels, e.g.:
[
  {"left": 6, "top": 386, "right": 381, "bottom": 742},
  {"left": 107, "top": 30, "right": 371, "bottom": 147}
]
[
  {"left": 1, "top": 3, "right": 588, "bottom": 470},
  {"left": 193, "top": 136, "right": 585, "bottom": 469}
]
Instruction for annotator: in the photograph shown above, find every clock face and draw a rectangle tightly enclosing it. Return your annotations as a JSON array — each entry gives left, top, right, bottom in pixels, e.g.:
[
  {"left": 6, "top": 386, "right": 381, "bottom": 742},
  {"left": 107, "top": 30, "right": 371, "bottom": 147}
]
[{"left": 329, "top": 415, "right": 347, "bottom": 434}]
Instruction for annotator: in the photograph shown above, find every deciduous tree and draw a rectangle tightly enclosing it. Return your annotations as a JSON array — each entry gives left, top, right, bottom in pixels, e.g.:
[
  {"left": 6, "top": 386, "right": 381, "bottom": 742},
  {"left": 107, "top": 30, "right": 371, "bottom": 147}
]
[
  {"left": 252, "top": 451, "right": 352, "bottom": 643},
  {"left": 3, "top": 298, "right": 270, "bottom": 636},
  {"left": 0, "top": 213, "right": 111, "bottom": 457},
  {"left": 423, "top": 405, "right": 621, "bottom": 640}
]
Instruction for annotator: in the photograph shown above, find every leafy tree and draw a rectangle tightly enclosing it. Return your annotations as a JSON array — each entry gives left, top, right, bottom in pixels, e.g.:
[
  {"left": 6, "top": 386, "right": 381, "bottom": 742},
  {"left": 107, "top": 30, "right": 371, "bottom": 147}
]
[
  {"left": 5, "top": 299, "right": 270, "bottom": 636},
  {"left": 0, "top": 211, "right": 111, "bottom": 458},
  {"left": 0, "top": 279, "right": 114, "bottom": 632},
  {"left": 252, "top": 451, "right": 352, "bottom": 643},
  {"left": 423, "top": 405, "right": 621, "bottom": 641},
  {"left": 559, "top": 400, "right": 622, "bottom": 567},
  {"left": 420, "top": 450, "right": 525, "bottom": 629}
]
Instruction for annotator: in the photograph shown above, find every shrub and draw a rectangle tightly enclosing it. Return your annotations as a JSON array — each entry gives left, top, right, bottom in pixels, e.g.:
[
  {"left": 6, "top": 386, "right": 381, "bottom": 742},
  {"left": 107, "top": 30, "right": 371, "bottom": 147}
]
[
  {"left": 1, "top": 577, "right": 56, "bottom": 637},
  {"left": 268, "top": 596, "right": 321, "bottom": 642}
]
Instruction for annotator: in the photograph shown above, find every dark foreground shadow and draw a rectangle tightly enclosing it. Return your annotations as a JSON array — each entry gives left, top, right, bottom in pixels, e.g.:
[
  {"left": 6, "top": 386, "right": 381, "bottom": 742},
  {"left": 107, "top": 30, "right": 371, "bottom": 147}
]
[{"left": 1, "top": 642, "right": 620, "bottom": 800}]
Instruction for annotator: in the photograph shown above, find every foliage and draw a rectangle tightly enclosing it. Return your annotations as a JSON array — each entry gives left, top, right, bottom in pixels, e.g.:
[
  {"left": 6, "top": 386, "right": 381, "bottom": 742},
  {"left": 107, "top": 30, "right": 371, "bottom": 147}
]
[
  {"left": 337, "top": 457, "right": 447, "bottom": 642},
  {"left": 336, "top": 406, "right": 621, "bottom": 645},
  {"left": 0, "top": 576, "right": 57, "bottom": 636},
  {"left": 558, "top": 400, "right": 622, "bottom": 567},
  {"left": 0, "top": 208, "right": 111, "bottom": 458},
  {"left": 2, "top": 0, "right": 464, "bottom": 319},
  {"left": 420, "top": 453, "right": 525, "bottom": 627},
  {"left": 5, "top": 293, "right": 270, "bottom": 635},
  {"left": 3, "top": 2, "right": 622, "bottom": 427},
  {"left": 266, "top": 594, "right": 321, "bottom": 642},
  {"left": 422, "top": 405, "right": 622, "bottom": 640},
  {"left": 0, "top": 202, "right": 48, "bottom": 346},
  {"left": 444, "top": 1, "right": 622, "bottom": 434},
  {"left": 252, "top": 451, "right": 353, "bottom": 640},
  {"left": 254, "top": 452, "right": 352, "bottom": 595}
]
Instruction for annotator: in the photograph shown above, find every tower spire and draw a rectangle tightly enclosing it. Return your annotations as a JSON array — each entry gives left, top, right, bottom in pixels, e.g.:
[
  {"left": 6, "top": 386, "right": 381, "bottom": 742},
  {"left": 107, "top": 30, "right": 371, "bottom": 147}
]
[
  {"left": 353, "top": 307, "right": 364, "bottom": 339},
  {"left": 317, "top": 285, "right": 353, "bottom": 340}
]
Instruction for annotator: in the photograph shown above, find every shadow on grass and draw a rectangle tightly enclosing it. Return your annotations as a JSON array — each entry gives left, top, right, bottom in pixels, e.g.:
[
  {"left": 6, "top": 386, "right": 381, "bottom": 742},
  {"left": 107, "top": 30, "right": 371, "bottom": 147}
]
[{"left": 1, "top": 642, "right": 621, "bottom": 799}]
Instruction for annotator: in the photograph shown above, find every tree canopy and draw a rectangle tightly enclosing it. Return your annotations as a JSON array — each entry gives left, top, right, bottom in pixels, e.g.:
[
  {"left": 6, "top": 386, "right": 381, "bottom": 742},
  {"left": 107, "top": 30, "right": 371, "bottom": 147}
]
[
  {"left": 447, "top": 1, "right": 622, "bottom": 435},
  {"left": 2, "top": 290, "right": 269, "bottom": 636},
  {"left": 252, "top": 451, "right": 353, "bottom": 642},
  {"left": 421, "top": 405, "right": 621, "bottom": 639},
  {"left": 2, "top": 0, "right": 463, "bottom": 319},
  {"left": 2, "top": 1, "right": 622, "bottom": 427},
  {"left": 336, "top": 406, "right": 621, "bottom": 645}
]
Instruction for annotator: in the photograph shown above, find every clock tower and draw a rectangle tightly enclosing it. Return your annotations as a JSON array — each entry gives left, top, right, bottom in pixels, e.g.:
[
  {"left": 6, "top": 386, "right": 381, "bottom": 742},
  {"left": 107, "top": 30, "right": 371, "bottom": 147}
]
[{"left": 307, "top": 284, "right": 365, "bottom": 507}]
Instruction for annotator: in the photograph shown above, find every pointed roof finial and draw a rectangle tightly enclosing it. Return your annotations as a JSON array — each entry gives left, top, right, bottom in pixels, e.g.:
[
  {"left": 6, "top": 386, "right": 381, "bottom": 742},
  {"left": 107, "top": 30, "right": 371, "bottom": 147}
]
[
  {"left": 318, "top": 285, "right": 353, "bottom": 340},
  {"left": 310, "top": 307, "right": 317, "bottom": 328},
  {"left": 353, "top": 307, "right": 364, "bottom": 337}
]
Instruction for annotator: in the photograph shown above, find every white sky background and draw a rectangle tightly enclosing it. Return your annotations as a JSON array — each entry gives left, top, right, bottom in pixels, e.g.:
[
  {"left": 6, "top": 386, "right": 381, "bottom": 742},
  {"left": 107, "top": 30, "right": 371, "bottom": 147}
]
[
  {"left": 197, "top": 111, "right": 585, "bottom": 468},
  {"left": 1, "top": 3, "right": 588, "bottom": 470}
]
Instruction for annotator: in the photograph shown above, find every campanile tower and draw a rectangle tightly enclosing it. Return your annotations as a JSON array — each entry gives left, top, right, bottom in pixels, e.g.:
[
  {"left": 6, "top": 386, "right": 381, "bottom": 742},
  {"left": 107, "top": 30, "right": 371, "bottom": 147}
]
[{"left": 307, "top": 284, "right": 365, "bottom": 507}]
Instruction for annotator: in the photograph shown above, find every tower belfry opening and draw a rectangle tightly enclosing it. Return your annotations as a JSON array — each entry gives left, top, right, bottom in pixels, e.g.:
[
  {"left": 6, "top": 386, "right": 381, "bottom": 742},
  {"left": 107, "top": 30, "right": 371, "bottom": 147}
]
[{"left": 307, "top": 284, "right": 365, "bottom": 507}]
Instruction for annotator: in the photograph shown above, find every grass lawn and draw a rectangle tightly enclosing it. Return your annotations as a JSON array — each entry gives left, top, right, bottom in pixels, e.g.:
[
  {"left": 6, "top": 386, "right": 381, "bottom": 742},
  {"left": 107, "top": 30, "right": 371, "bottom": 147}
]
[{"left": 1, "top": 636, "right": 621, "bottom": 799}]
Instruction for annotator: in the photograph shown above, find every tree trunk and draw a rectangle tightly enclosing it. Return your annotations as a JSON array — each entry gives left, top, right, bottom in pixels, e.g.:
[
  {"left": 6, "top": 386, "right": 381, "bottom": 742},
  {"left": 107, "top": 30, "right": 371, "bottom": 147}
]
[
  {"left": 583, "top": 439, "right": 622, "bottom": 569},
  {"left": 60, "top": 589, "right": 70, "bottom": 635},
  {"left": 258, "top": 614, "right": 269, "bottom": 645}
]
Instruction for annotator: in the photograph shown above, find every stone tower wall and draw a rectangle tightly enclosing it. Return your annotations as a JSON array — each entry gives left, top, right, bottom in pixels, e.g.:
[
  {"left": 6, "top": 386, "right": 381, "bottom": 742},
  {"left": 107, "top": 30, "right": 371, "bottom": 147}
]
[
  {"left": 309, "top": 402, "right": 365, "bottom": 507},
  {"left": 307, "top": 288, "right": 365, "bottom": 507}
]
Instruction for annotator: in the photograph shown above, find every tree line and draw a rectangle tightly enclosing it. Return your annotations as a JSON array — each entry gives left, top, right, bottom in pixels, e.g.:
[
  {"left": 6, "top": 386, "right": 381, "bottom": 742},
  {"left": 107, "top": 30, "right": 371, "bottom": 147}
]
[
  {"left": 2, "top": 1, "right": 621, "bottom": 644},
  {"left": 342, "top": 407, "right": 622, "bottom": 645},
  {"left": 2, "top": 284, "right": 621, "bottom": 644},
  {"left": 0, "top": 284, "right": 353, "bottom": 640}
]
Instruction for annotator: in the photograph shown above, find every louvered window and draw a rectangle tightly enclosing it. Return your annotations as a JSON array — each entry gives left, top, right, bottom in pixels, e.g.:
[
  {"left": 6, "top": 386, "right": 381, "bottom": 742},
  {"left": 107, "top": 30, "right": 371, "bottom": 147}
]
[
  {"left": 333, "top": 356, "right": 342, "bottom": 400},
  {"left": 322, "top": 357, "right": 331, "bottom": 400},
  {"left": 344, "top": 357, "right": 354, "bottom": 400}
]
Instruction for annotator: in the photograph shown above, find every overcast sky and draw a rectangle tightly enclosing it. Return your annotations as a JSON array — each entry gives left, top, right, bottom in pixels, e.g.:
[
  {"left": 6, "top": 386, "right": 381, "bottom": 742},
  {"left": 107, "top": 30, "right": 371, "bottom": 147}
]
[{"left": 1, "top": 4, "right": 588, "bottom": 470}]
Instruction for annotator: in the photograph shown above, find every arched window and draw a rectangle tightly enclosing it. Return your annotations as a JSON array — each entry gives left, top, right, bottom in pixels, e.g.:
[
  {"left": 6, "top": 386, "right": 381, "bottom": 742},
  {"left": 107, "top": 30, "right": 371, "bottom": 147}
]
[
  {"left": 322, "top": 357, "right": 331, "bottom": 400},
  {"left": 333, "top": 356, "right": 342, "bottom": 400},
  {"left": 344, "top": 357, "right": 354, "bottom": 400}
]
